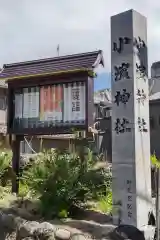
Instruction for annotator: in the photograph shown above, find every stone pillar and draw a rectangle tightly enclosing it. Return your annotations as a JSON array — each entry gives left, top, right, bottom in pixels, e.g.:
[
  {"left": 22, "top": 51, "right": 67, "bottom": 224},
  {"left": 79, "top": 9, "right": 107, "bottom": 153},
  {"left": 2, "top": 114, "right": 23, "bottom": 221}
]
[{"left": 111, "top": 10, "right": 152, "bottom": 229}]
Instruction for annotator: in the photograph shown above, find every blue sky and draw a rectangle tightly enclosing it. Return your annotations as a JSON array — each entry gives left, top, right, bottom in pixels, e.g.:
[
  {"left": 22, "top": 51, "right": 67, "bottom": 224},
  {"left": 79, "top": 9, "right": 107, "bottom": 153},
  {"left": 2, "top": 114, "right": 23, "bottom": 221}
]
[{"left": 94, "top": 72, "right": 111, "bottom": 91}]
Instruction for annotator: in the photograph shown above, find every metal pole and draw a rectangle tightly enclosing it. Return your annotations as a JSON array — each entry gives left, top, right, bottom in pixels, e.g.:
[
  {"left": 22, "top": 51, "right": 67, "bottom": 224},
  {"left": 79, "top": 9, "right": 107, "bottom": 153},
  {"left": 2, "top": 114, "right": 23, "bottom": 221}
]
[{"left": 156, "top": 168, "right": 160, "bottom": 239}]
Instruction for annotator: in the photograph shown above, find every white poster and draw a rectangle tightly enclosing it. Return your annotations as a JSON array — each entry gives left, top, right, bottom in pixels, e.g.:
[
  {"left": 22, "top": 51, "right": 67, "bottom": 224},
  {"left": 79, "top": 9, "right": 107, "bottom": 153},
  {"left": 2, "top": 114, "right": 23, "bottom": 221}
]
[
  {"left": 63, "top": 84, "right": 68, "bottom": 123},
  {"left": 81, "top": 82, "right": 86, "bottom": 122},
  {"left": 57, "top": 84, "right": 63, "bottom": 122},
  {"left": 15, "top": 93, "right": 23, "bottom": 119},
  {"left": 71, "top": 83, "right": 81, "bottom": 122},
  {"left": 28, "top": 88, "right": 32, "bottom": 118},
  {"left": 30, "top": 87, "right": 39, "bottom": 118},
  {"left": 63, "top": 82, "right": 86, "bottom": 123},
  {"left": 35, "top": 87, "right": 40, "bottom": 118},
  {"left": 29, "top": 88, "right": 34, "bottom": 118},
  {"left": 23, "top": 88, "right": 29, "bottom": 119},
  {"left": 43, "top": 86, "right": 49, "bottom": 121},
  {"left": 68, "top": 84, "right": 72, "bottom": 122},
  {"left": 70, "top": 82, "right": 85, "bottom": 122}
]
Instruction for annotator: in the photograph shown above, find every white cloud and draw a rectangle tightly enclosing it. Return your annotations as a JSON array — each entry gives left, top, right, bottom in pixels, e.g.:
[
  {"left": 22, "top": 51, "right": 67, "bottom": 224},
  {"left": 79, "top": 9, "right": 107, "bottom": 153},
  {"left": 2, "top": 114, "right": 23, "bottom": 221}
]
[{"left": 0, "top": 0, "right": 159, "bottom": 74}]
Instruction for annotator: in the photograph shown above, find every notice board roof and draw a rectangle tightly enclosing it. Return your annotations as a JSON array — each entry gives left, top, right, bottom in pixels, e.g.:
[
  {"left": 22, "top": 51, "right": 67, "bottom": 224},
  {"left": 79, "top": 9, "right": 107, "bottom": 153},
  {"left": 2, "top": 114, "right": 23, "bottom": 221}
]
[{"left": 0, "top": 50, "right": 104, "bottom": 81}]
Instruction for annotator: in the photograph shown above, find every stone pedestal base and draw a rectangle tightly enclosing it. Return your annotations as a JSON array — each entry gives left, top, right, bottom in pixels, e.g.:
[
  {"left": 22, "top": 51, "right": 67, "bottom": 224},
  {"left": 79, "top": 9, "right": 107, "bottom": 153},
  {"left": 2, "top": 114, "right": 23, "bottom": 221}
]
[
  {"left": 110, "top": 224, "right": 155, "bottom": 240},
  {"left": 140, "top": 225, "right": 155, "bottom": 240}
]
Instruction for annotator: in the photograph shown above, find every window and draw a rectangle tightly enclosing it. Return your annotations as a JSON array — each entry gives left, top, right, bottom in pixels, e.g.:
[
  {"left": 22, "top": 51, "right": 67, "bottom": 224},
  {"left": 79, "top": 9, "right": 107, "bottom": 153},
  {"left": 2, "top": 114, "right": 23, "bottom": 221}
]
[{"left": 0, "top": 97, "right": 6, "bottom": 110}]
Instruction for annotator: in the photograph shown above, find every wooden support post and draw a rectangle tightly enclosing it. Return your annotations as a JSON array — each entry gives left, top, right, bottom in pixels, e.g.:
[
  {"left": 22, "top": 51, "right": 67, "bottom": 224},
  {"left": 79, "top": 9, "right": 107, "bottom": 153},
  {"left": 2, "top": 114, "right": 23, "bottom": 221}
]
[
  {"left": 11, "top": 135, "right": 20, "bottom": 194},
  {"left": 69, "top": 139, "right": 75, "bottom": 153},
  {"left": 40, "top": 136, "right": 43, "bottom": 152}
]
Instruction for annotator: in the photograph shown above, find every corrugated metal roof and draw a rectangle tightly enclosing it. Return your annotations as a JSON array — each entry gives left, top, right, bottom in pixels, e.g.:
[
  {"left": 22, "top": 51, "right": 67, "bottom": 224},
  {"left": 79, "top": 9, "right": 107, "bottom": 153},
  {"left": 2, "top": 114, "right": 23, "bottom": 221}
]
[{"left": 0, "top": 50, "right": 104, "bottom": 80}]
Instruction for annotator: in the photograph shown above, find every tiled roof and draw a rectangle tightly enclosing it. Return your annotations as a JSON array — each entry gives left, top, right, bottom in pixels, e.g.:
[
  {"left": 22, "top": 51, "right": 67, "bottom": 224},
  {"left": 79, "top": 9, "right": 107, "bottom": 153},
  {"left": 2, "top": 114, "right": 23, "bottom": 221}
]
[{"left": 0, "top": 50, "right": 104, "bottom": 80}]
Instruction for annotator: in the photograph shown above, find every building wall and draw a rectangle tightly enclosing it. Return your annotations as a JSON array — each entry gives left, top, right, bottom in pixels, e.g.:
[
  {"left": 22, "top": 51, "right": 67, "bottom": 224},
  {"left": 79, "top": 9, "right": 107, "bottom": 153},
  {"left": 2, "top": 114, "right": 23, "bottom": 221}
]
[
  {"left": 96, "top": 117, "right": 112, "bottom": 162},
  {"left": 150, "top": 62, "right": 160, "bottom": 158},
  {"left": 94, "top": 102, "right": 112, "bottom": 162},
  {"left": 149, "top": 101, "right": 160, "bottom": 158},
  {"left": 150, "top": 61, "right": 160, "bottom": 95}
]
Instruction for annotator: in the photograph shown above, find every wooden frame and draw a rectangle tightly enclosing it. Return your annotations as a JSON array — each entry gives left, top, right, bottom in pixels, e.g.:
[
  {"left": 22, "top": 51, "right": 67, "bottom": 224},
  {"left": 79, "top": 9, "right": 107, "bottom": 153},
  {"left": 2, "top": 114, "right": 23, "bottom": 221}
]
[{"left": 7, "top": 71, "right": 94, "bottom": 136}]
